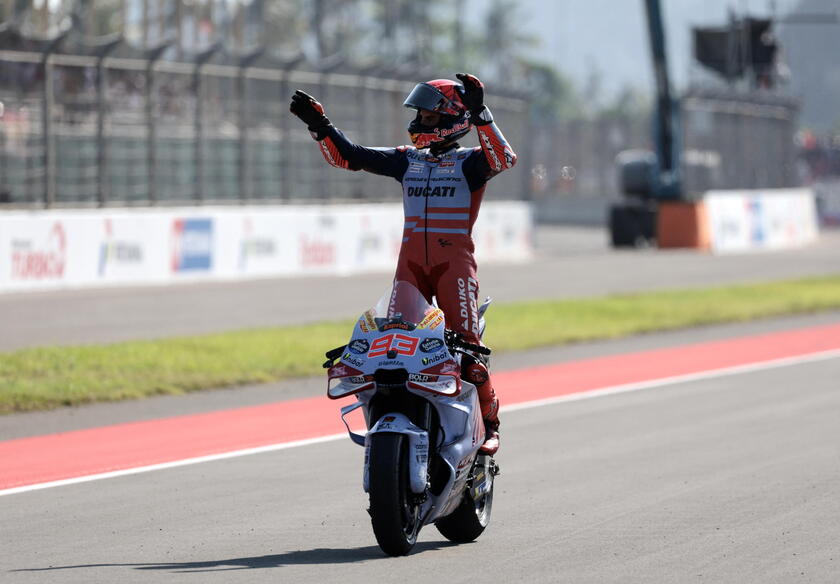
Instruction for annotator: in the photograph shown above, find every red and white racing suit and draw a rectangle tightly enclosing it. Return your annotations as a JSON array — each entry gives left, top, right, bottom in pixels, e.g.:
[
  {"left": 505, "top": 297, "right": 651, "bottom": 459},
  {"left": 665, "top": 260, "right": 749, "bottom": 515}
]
[{"left": 312, "top": 114, "right": 517, "bottom": 424}]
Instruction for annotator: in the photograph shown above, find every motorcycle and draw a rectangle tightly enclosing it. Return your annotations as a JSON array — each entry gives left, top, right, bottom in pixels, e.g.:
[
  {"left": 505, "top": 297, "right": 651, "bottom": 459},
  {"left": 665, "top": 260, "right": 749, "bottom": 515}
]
[{"left": 323, "top": 280, "right": 499, "bottom": 556}]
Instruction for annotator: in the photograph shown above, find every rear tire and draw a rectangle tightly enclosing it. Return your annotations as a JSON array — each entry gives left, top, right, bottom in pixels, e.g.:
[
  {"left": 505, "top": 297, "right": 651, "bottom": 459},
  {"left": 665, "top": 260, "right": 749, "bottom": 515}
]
[
  {"left": 368, "top": 433, "right": 422, "bottom": 556},
  {"left": 435, "top": 462, "right": 494, "bottom": 543}
]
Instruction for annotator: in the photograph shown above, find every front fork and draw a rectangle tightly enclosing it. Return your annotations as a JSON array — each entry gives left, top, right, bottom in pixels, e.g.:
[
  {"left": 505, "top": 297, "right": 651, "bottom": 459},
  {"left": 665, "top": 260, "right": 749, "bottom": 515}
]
[
  {"left": 362, "top": 412, "right": 430, "bottom": 495},
  {"left": 340, "top": 389, "right": 450, "bottom": 498}
]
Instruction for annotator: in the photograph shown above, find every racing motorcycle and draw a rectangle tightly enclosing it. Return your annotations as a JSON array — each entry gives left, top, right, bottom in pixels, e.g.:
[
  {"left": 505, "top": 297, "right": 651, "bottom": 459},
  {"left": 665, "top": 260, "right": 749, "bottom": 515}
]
[{"left": 323, "top": 280, "right": 499, "bottom": 556}]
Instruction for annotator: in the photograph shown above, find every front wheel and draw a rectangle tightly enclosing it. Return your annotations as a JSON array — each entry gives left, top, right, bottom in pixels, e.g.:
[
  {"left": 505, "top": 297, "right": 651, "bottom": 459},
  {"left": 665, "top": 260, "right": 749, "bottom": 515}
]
[
  {"left": 368, "top": 433, "right": 422, "bottom": 556},
  {"left": 435, "top": 458, "right": 494, "bottom": 543}
]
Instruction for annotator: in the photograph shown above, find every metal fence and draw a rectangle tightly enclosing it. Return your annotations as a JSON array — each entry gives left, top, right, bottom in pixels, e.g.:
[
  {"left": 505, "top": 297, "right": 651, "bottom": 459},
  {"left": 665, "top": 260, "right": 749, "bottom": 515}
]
[
  {"left": 527, "top": 114, "right": 651, "bottom": 200},
  {"left": 679, "top": 88, "right": 800, "bottom": 195},
  {"left": 0, "top": 46, "right": 534, "bottom": 208},
  {"left": 0, "top": 45, "right": 803, "bottom": 209},
  {"left": 527, "top": 88, "right": 801, "bottom": 202}
]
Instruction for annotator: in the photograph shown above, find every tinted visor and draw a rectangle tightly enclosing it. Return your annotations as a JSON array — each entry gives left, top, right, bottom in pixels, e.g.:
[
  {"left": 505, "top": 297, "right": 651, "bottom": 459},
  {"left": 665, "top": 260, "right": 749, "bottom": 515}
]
[{"left": 403, "top": 83, "right": 451, "bottom": 113}]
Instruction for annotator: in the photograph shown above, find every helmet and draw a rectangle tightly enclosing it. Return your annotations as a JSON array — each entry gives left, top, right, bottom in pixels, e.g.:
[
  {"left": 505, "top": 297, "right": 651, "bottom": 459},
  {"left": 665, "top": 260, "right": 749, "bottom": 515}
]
[{"left": 403, "top": 79, "right": 471, "bottom": 149}]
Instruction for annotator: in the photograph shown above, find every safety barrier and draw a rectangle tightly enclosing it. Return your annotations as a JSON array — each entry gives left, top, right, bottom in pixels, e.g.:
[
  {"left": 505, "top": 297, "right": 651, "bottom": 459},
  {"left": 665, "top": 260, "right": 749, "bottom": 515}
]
[
  {"left": 814, "top": 180, "right": 840, "bottom": 228},
  {"left": 0, "top": 201, "right": 532, "bottom": 293},
  {"left": 658, "top": 188, "right": 818, "bottom": 253}
]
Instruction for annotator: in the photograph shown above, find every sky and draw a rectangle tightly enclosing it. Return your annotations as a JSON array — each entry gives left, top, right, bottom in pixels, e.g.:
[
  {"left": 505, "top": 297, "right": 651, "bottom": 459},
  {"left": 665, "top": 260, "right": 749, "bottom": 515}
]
[{"left": 508, "top": 0, "right": 804, "bottom": 97}]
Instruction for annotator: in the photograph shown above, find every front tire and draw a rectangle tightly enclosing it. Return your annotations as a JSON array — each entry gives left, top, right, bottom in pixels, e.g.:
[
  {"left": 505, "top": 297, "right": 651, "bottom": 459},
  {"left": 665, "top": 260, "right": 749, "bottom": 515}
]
[{"left": 368, "top": 433, "right": 422, "bottom": 556}]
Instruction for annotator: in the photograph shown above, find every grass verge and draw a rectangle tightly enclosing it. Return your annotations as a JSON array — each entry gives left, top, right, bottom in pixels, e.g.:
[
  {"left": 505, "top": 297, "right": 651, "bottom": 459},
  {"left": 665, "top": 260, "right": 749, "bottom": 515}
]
[{"left": 2, "top": 275, "right": 840, "bottom": 413}]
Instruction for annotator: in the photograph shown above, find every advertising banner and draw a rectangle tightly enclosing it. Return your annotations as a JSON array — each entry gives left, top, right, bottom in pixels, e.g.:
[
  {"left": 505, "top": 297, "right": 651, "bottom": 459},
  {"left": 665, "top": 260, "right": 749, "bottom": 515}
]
[
  {"left": 98, "top": 216, "right": 151, "bottom": 280},
  {"left": 0, "top": 202, "right": 533, "bottom": 293},
  {"left": 473, "top": 202, "right": 533, "bottom": 262},
  {"left": 705, "top": 188, "right": 818, "bottom": 253},
  {"left": 171, "top": 217, "right": 214, "bottom": 274},
  {"left": 3, "top": 217, "right": 68, "bottom": 286}
]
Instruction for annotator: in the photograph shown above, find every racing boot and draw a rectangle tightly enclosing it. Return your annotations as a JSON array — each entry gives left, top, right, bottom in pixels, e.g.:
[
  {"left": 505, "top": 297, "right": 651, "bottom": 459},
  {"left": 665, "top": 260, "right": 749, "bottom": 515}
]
[
  {"left": 464, "top": 360, "right": 500, "bottom": 455},
  {"left": 481, "top": 419, "right": 500, "bottom": 456}
]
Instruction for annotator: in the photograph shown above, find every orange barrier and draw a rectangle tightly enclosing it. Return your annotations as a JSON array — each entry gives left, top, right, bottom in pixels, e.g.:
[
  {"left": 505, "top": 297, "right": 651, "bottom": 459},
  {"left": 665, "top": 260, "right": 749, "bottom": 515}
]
[{"left": 657, "top": 201, "right": 711, "bottom": 250}]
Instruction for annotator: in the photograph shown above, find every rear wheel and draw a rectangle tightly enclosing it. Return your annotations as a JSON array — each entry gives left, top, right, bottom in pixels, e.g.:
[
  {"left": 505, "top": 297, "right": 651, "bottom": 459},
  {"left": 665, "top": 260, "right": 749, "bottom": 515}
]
[
  {"left": 435, "top": 459, "right": 494, "bottom": 543},
  {"left": 368, "top": 433, "right": 422, "bottom": 556}
]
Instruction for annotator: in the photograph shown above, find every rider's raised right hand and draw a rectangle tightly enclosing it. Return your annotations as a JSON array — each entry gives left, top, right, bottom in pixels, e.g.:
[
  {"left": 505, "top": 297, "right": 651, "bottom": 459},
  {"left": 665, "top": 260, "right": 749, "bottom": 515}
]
[{"left": 290, "top": 90, "right": 331, "bottom": 137}]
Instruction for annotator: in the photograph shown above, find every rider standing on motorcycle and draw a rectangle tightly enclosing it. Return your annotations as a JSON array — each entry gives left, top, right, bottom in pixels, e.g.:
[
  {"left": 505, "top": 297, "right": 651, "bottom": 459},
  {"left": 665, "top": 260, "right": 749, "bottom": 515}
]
[{"left": 290, "top": 73, "right": 516, "bottom": 455}]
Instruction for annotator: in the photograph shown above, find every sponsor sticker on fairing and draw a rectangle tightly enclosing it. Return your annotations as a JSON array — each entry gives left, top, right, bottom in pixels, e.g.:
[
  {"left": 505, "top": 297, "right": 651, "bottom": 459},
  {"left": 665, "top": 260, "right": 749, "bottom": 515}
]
[
  {"left": 342, "top": 353, "right": 364, "bottom": 367},
  {"left": 359, "top": 310, "right": 377, "bottom": 333},
  {"left": 418, "top": 308, "right": 444, "bottom": 330},
  {"left": 415, "top": 442, "right": 428, "bottom": 464},
  {"left": 419, "top": 338, "right": 444, "bottom": 353},
  {"left": 381, "top": 322, "right": 414, "bottom": 331},
  {"left": 368, "top": 334, "right": 419, "bottom": 358},
  {"left": 408, "top": 373, "right": 438, "bottom": 383},
  {"left": 348, "top": 339, "right": 370, "bottom": 354},
  {"left": 377, "top": 359, "right": 404, "bottom": 367},
  {"left": 421, "top": 351, "right": 448, "bottom": 366}
]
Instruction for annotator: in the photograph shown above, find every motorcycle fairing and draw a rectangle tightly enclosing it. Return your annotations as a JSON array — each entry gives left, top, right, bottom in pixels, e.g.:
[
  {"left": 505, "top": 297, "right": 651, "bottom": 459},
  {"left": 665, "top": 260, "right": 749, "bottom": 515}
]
[
  {"left": 421, "top": 379, "right": 485, "bottom": 519},
  {"left": 339, "top": 400, "right": 367, "bottom": 446},
  {"left": 327, "top": 281, "right": 461, "bottom": 398},
  {"left": 328, "top": 374, "right": 374, "bottom": 399}
]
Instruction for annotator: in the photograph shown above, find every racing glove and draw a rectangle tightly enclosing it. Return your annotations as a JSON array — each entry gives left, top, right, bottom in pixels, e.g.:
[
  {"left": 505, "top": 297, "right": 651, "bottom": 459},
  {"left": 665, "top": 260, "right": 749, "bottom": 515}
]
[
  {"left": 290, "top": 90, "right": 332, "bottom": 139},
  {"left": 456, "top": 72, "right": 492, "bottom": 126}
]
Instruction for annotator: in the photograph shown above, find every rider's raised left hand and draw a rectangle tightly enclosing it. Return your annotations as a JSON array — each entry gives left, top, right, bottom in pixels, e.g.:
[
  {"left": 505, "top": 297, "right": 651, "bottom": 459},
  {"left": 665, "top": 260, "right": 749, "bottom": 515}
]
[{"left": 456, "top": 73, "right": 484, "bottom": 114}]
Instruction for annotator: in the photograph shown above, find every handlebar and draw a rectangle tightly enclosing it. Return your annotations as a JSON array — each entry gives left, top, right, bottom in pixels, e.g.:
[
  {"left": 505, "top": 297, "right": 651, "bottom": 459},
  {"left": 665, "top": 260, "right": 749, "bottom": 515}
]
[
  {"left": 444, "top": 330, "right": 492, "bottom": 356},
  {"left": 323, "top": 344, "right": 347, "bottom": 368},
  {"left": 457, "top": 340, "right": 491, "bottom": 355},
  {"left": 325, "top": 345, "right": 346, "bottom": 359}
]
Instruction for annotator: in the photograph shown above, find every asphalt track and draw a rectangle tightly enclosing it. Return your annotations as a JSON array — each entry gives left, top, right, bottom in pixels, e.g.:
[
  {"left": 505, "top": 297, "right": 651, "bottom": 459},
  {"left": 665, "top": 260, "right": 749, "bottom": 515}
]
[
  {"left": 2, "top": 315, "right": 839, "bottom": 583},
  {"left": 2, "top": 227, "right": 840, "bottom": 582},
  {"left": 2, "top": 226, "right": 839, "bottom": 351}
]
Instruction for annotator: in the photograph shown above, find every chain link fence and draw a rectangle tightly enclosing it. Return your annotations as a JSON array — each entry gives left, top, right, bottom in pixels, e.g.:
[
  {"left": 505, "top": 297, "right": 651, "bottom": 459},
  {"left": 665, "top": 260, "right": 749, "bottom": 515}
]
[
  {"left": 0, "top": 46, "right": 532, "bottom": 208},
  {"left": 527, "top": 114, "right": 651, "bottom": 200},
  {"left": 680, "top": 88, "right": 800, "bottom": 195},
  {"left": 0, "top": 45, "right": 802, "bottom": 211}
]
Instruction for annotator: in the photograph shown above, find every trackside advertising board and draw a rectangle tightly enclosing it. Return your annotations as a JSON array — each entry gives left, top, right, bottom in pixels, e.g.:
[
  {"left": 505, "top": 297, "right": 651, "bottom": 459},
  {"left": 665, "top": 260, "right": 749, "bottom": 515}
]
[
  {"left": 0, "top": 202, "right": 532, "bottom": 293},
  {"left": 814, "top": 180, "right": 840, "bottom": 228},
  {"left": 705, "top": 188, "right": 818, "bottom": 253}
]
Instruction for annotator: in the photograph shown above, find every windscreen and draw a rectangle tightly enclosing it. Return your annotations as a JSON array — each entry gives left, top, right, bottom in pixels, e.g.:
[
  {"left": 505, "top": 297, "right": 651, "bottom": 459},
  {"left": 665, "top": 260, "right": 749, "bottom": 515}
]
[{"left": 370, "top": 280, "right": 435, "bottom": 327}]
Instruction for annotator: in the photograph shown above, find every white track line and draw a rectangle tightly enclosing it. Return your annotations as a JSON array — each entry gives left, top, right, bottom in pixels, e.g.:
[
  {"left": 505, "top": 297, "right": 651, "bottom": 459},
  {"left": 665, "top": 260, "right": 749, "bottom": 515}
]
[
  {"left": 0, "top": 434, "right": 347, "bottom": 497},
  {"left": 503, "top": 348, "right": 840, "bottom": 413},
  {"left": 2, "top": 348, "right": 839, "bottom": 497}
]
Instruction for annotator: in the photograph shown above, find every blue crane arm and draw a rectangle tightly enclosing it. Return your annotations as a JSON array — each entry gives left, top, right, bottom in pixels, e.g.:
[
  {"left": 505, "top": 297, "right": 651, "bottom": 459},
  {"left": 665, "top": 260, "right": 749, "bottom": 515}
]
[{"left": 644, "top": 0, "right": 682, "bottom": 198}]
